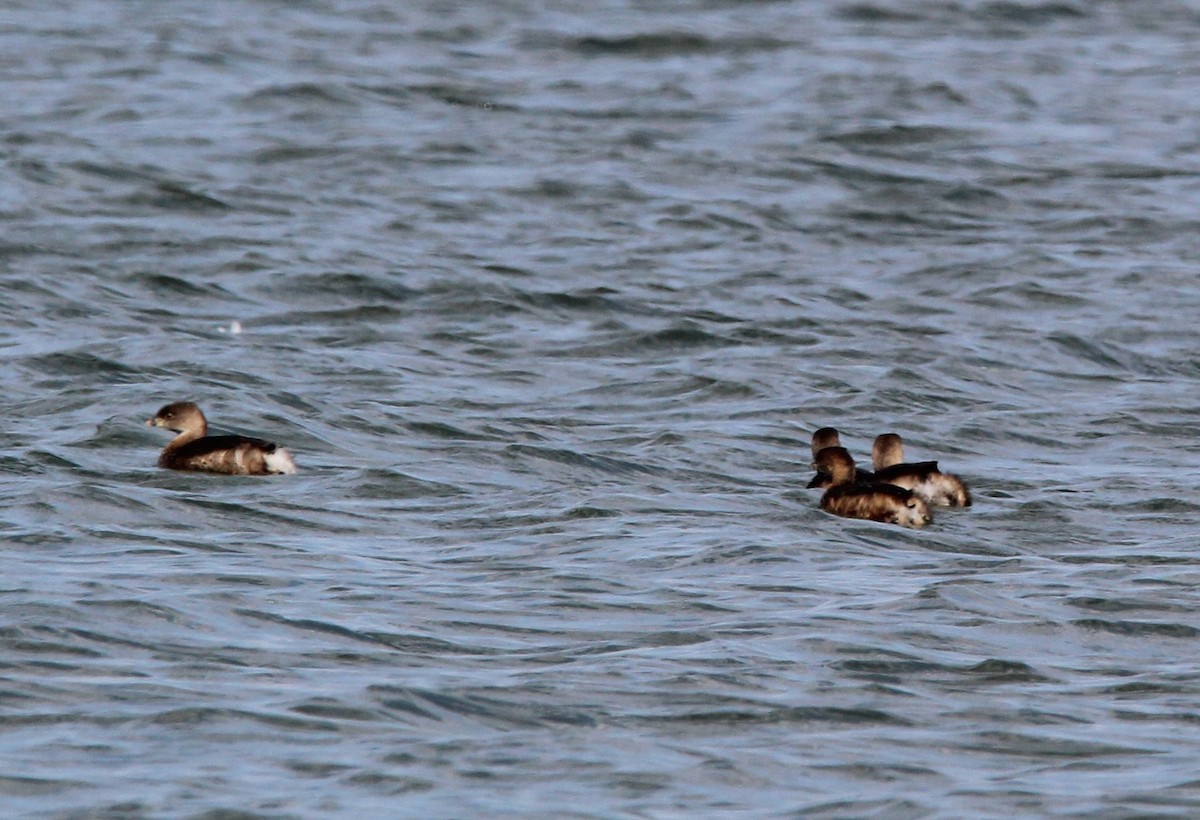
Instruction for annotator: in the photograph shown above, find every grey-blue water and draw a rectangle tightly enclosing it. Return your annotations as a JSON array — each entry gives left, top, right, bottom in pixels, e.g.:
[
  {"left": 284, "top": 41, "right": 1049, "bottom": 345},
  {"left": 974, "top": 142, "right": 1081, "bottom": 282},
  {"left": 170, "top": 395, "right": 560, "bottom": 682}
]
[{"left": 4, "top": 1, "right": 1200, "bottom": 816}]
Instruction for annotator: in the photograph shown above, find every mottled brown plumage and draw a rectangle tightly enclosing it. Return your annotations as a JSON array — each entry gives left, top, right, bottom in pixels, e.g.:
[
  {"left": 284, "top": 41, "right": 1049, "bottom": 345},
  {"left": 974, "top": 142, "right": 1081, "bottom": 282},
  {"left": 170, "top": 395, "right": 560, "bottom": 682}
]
[
  {"left": 871, "top": 433, "right": 970, "bottom": 507},
  {"left": 806, "top": 427, "right": 875, "bottom": 489},
  {"left": 147, "top": 401, "right": 297, "bottom": 476},
  {"left": 815, "top": 446, "right": 932, "bottom": 528}
]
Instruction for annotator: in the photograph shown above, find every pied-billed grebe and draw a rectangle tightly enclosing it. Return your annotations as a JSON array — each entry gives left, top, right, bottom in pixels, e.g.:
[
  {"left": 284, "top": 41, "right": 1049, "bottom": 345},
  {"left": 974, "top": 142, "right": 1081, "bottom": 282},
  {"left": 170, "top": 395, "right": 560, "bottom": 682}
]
[
  {"left": 871, "top": 433, "right": 970, "bottom": 507},
  {"left": 146, "top": 401, "right": 297, "bottom": 475},
  {"left": 806, "top": 427, "right": 876, "bottom": 489},
  {"left": 815, "top": 446, "right": 931, "bottom": 528}
]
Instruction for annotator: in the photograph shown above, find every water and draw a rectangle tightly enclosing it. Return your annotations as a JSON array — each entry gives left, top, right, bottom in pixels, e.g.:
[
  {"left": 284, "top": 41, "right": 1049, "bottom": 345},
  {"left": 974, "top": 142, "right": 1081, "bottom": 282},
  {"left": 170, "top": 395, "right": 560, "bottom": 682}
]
[{"left": 4, "top": 0, "right": 1200, "bottom": 816}]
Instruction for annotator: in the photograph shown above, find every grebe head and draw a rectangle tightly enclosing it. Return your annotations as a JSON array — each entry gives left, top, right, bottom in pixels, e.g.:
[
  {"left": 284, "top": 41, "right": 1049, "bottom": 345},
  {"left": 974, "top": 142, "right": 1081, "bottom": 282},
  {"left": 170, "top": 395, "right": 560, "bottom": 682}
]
[
  {"left": 813, "top": 446, "right": 856, "bottom": 485},
  {"left": 146, "top": 401, "right": 206, "bottom": 435},
  {"left": 872, "top": 433, "right": 905, "bottom": 471},
  {"left": 893, "top": 493, "right": 933, "bottom": 528},
  {"left": 811, "top": 427, "right": 842, "bottom": 458}
]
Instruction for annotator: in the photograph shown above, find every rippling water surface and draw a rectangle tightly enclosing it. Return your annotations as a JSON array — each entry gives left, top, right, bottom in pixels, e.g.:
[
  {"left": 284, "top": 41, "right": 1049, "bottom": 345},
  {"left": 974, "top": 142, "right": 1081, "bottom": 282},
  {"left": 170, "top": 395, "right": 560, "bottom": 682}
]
[{"left": 5, "top": 1, "right": 1200, "bottom": 816}]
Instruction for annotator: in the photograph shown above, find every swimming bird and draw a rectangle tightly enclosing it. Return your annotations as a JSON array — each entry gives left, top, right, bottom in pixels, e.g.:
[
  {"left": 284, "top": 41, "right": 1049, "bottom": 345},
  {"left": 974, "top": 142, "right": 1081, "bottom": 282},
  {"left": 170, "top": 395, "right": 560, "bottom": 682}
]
[
  {"left": 146, "top": 401, "right": 298, "bottom": 475},
  {"left": 806, "top": 427, "right": 875, "bottom": 489},
  {"left": 871, "top": 433, "right": 970, "bottom": 507},
  {"left": 815, "top": 446, "right": 932, "bottom": 528}
]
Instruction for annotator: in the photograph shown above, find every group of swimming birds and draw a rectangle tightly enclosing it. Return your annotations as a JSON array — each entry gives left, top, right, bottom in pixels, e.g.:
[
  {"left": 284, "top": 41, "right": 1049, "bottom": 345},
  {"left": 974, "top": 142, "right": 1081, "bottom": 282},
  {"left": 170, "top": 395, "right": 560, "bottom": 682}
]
[
  {"left": 146, "top": 403, "right": 970, "bottom": 528},
  {"left": 807, "top": 427, "right": 971, "bottom": 527}
]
